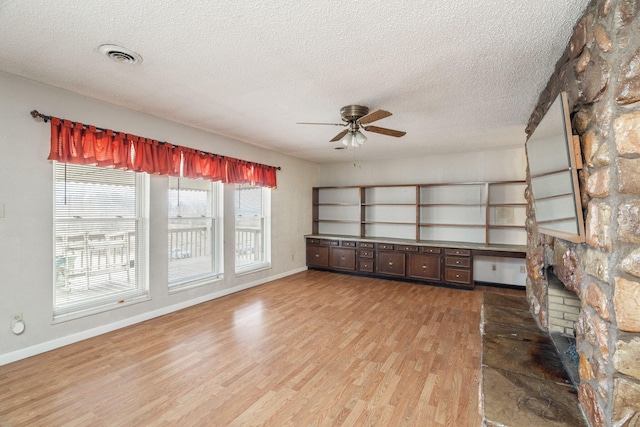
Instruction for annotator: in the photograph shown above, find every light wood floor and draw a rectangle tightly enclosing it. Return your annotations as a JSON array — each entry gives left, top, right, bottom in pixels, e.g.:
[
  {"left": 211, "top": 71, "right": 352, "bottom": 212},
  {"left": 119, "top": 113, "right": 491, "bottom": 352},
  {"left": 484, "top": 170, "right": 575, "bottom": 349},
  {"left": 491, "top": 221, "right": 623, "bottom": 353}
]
[{"left": 0, "top": 270, "right": 524, "bottom": 426}]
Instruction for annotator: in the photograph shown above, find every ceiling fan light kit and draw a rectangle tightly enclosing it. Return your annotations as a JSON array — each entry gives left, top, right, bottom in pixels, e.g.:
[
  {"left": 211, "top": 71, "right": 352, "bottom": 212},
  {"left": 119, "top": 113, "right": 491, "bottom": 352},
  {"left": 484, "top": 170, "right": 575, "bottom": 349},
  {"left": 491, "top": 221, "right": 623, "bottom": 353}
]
[
  {"left": 341, "top": 129, "right": 367, "bottom": 147},
  {"left": 298, "top": 104, "right": 406, "bottom": 147}
]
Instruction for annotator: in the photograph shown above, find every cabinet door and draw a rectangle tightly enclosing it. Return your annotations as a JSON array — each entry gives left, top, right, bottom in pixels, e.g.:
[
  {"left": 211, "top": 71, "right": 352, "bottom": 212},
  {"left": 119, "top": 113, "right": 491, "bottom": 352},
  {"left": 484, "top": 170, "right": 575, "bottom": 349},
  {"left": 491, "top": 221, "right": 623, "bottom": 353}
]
[
  {"left": 407, "top": 253, "right": 441, "bottom": 281},
  {"left": 330, "top": 247, "right": 356, "bottom": 271},
  {"left": 376, "top": 251, "right": 406, "bottom": 277},
  {"left": 306, "top": 245, "right": 329, "bottom": 267}
]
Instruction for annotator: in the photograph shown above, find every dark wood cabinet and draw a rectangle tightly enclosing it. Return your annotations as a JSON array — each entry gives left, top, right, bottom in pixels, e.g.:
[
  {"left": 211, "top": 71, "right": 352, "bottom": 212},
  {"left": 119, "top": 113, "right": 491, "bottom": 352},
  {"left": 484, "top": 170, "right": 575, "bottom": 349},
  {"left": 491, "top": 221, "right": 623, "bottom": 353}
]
[
  {"left": 407, "top": 253, "right": 441, "bottom": 281},
  {"left": 445, "top": 269, "right": 472, "bottom": 286},
  {"left": 358, "top": 249, "right": 374, "bottom": 258},
  {"left": 445, "top": 248, "right": 470, "bottom": 257},
  {"left": 445, "top": 256, "right": 470, "bottom": 268},
  {"left": 358, "top": 258, "right": 375, "bottom": 272},
  {"left": 306, "top": 244, "right": 329, "bottom": 268},
  {"left": 376, "top": 250, "right": 406, "bottom": 277},
  {"left": 357, "top": 243, "right": 375, "bottom": 272},
  {"left": 443, "top": 248, "right": 472, "bottom": 287},
  {"left": 304, "top": 237, "right": 518, "bottom": 290},
  {"left": 330, "top": 247, "right": 356, "bottom": 271}
]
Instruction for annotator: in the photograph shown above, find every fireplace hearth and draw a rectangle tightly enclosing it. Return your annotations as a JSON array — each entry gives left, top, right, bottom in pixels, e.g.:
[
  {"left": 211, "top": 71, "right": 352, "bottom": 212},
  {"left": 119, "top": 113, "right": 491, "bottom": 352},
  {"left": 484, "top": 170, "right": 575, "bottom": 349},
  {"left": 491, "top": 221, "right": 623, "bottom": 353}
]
[{"left": 480, "top": 290, "right": 586, "bottom": 426}]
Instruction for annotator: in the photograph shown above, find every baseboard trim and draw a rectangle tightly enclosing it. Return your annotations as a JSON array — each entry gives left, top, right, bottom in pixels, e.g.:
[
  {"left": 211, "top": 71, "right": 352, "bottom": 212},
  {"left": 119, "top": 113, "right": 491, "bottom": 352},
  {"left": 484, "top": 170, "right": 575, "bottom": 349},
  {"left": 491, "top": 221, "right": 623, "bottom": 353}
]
[
  {"left": 474, "top": 281, "right": 526, "bottom": 290},
  {"left": 0, "top": 267, "right": 307, "bottom": 366}
]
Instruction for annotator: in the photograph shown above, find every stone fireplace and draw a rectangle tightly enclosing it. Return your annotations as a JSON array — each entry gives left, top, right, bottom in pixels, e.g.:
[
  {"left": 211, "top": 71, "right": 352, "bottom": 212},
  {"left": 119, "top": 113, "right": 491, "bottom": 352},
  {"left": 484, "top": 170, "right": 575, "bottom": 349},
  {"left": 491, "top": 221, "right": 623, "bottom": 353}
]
[{"left": 525, "top": 0, "right": 640, "bottom": 425}]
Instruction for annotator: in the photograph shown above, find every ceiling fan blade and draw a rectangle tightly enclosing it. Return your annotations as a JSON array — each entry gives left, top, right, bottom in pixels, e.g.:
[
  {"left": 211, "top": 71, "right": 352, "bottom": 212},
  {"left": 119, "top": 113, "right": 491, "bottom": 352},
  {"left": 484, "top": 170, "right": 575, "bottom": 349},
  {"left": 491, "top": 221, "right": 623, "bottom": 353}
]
[
  {"left": 358, "top": 109, "right": 392, "bottom": 125},
  {"left": 330, "top": 129, "right": 349, "bottom": 142},
  {"left": 296, "top": 122, "right": 346, "bottom": 126},
  {"left": 363, "top": 125, "right": 406, "bottom": 137}
]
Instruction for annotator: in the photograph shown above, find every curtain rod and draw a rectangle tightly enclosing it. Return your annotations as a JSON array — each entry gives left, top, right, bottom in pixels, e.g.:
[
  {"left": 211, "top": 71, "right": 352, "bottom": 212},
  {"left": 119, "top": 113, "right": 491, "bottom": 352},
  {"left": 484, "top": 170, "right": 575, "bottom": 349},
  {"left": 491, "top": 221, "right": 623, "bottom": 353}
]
[{"left": 30, "top": 110, "right": 281, "bottom": 170}]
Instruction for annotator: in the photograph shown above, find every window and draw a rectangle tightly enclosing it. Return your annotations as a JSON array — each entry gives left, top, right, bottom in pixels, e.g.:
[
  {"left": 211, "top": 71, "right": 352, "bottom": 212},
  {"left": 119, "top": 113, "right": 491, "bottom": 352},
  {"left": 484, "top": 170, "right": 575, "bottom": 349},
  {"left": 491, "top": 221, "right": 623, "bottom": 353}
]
[
  {"left": 53, "top": 163, "right": 148, "bottom": 318},
  {"left": 168, "top": 177, "right": 222, "bottom": 287},
  {"left": 234, "top": 184, "right": 270, "bottom": 273}
]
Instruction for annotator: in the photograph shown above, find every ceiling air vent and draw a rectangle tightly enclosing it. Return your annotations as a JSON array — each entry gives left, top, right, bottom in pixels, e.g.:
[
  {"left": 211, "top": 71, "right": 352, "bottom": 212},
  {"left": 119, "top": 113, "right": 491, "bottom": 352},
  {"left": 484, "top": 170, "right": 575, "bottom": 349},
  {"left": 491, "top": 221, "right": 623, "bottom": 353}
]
[{"left": 99, "top": 44, "right": 142, "bottom": 64}]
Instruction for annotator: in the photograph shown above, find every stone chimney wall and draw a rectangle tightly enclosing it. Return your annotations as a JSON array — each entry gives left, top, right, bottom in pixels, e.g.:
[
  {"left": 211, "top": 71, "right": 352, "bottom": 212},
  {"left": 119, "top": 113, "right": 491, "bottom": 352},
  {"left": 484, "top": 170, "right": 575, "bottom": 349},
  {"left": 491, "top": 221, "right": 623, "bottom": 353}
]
[{"left": 524, "top": 0, "right": 640, "bottom": 425}]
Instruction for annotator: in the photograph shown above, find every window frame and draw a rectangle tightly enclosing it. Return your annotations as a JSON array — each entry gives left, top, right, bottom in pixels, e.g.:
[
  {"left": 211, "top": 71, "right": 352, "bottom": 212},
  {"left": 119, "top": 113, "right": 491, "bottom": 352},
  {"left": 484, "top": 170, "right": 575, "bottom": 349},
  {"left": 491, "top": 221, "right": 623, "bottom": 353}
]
[
  {"left": 234, "top": 184, "right": 271, "bottom": 275},
  {"left": 167, "top": 177, "right": 223, "bottom": 290},
  {"left": 52, "top": 162, "right": 149, "bottom": 320}
]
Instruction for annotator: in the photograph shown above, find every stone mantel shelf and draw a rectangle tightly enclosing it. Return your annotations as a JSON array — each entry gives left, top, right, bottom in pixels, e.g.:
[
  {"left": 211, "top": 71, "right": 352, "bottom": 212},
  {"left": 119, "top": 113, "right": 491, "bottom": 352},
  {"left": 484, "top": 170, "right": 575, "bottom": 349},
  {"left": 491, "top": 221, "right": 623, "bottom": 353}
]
[{"left": 305, "top": 234, "right": 526, "bottom": 256}]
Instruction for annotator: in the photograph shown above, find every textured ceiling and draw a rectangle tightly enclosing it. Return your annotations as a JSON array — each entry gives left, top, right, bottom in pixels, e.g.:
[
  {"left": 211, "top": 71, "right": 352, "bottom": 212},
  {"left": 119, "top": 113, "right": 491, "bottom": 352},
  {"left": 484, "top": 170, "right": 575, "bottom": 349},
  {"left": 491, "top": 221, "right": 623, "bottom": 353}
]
[{"left": 0, "top": 0, "right": 589, "bottom": 163}]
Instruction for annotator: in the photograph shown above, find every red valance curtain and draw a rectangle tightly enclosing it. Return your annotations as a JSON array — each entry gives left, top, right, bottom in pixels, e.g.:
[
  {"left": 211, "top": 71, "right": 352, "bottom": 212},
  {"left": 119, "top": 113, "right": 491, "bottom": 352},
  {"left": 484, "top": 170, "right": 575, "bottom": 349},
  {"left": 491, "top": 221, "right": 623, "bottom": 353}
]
[{"left": 47, "top": 117, "right": 277, "bottom": 188}]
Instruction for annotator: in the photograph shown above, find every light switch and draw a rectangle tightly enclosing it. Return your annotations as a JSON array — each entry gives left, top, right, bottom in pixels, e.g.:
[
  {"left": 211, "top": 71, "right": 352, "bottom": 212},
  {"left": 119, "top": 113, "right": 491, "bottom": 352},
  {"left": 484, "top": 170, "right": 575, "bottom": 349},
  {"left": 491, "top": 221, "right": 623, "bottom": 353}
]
[{"left": 0, "top": 203, "right": 4, "bottom": 218}]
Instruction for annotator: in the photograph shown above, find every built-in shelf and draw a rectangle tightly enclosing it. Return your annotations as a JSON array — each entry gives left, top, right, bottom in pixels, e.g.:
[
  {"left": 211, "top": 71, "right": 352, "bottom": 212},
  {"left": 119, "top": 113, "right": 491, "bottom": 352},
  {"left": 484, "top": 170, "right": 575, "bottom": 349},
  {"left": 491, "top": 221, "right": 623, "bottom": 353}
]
[{"left": 312, "top": 180, "right": 527, "bottom": 245}]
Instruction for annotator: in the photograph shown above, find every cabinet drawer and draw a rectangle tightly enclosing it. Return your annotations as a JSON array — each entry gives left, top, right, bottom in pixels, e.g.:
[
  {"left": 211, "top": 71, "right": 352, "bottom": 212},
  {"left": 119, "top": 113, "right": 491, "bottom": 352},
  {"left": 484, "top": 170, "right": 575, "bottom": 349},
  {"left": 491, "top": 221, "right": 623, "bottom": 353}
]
[
  {"left": 445, "top": 256, "right": 471, "bottom": 268},
  {"left": 397, "top": 245, "right": 418, "bottom": 252},
  {"left": 445, "top": 268, "right": 472, "bottom": 285},
  {"left": 307, "top": 238, "right": 321, "bottom": 245},
  {"left": 330, "top": 247, "right": 356, "bottom": 271},
  {"left": 358, "top": 242, "right": 374, "bottom": 249},
  {"left": 376, "top": 252, "right": 406, "bottom": 277},
  {"left": 358, "top": 259, "right": 375, "bottom": 273},
  {"left": 321, "top": 240, "right": 339, "bottom": 246},
  {"left": 445, "top": 248, "right": 470, "bottom": 257},
  {"left": 341, "top": 241, "right": 356, "bottom": 247},
  {"left": 420, "top": 247, "right": 441, "bottom": 254},
  {"left": 378, "top": 243, "right": 395, "bottom": 250},
  {"left": 358, "top": 249, "right": 374, "bottom": 258}
]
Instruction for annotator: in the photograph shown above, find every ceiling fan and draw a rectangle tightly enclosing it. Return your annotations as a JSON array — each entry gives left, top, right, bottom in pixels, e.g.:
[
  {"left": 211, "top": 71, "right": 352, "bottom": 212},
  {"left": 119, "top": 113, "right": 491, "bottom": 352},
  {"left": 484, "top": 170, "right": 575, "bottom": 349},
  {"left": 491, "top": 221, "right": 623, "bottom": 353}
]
[{"left": 298, "top": 105, "right": 406, "bottom": 147}]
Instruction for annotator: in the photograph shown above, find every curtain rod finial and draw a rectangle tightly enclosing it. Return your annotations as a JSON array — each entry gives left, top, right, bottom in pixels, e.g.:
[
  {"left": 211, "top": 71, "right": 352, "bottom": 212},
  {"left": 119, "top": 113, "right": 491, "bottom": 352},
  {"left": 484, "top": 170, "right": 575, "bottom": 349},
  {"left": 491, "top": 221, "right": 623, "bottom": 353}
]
[{"left": 30, "top": 110, "right": 50, "bottom": 122}]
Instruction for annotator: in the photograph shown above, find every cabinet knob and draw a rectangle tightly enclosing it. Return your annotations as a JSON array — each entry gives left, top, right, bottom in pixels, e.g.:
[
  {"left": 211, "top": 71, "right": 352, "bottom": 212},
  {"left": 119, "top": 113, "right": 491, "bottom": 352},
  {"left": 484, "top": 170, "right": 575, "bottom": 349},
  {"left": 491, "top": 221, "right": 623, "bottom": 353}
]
[
  {"left": 315, "top": 254, "right": 319, "bottom": 258},
  {"left": 341, "top": 256, "right": 345, "bottom": 261},
  {"left": 456, "top": 260, "right": 460, "bottom": 264},
  {"left": 364, "top": 264, "right": 369, "bottom": 268},
  {"left": 422, "top": 265, "right": 427, "bottom": 270},
  {"left": 456, "top": 274, "right": 460, "bottom": 278},
  {"left": 389, "top": 262, "right": 393, "bottom": 266}
]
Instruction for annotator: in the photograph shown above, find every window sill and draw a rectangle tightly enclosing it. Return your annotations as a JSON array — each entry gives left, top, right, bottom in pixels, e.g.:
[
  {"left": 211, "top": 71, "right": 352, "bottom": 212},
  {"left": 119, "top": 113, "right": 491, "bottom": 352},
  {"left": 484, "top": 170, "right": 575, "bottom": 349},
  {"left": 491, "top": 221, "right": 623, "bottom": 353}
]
[
  {"left": 52, "top": 294, "right": 151, "bottom": 324},
  {"left": 168, "top": 275, "right": 223, "bottom": 294},
  {"left": 235, "top": 263, "right": 272, "bottom": 277}
]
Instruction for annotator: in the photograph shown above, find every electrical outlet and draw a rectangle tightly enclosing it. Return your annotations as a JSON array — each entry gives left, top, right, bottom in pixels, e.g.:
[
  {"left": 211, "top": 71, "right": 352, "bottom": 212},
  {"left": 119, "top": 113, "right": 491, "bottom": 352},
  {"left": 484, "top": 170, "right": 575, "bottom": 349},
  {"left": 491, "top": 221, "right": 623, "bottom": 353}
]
[
  {"left": 520, "top": 266, "right": 526, "bottom": 273},
  {"left": 491, "top": 264, "right": 496, "bottom": 271},
  {"left": 10, "top": 312, "right": 25, "bottom": 335}
]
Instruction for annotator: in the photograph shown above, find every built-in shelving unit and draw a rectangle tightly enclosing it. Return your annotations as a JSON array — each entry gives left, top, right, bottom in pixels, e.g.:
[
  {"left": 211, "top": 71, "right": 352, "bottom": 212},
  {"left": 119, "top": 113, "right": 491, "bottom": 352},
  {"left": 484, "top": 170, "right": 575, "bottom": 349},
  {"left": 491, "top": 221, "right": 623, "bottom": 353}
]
[
  {"left": 313, "top": 186, "right": 361, "bottom": 236},
  {"left": 419, "top": 183, "right": 487, "bottom": 243},
  {"left": 363, "top": 185, "right": 417, "bottom": 240},
  {"left": 487, "top": 181, "right": 528, "bottom": 245},
  {"left": 312, "top": 181, "right": 526, "bottom": 245}
]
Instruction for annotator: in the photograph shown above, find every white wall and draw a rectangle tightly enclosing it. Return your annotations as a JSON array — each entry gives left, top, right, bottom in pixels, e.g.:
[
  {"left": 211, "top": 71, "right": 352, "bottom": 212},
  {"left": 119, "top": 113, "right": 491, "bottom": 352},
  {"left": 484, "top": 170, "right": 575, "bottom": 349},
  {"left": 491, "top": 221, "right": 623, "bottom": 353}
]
[
  {"left": 318, "top": 145, "right": 528, "bottom": 287},
  {"left": 318, "top": 146, "right": 527, "bottom": 186},
  {"left": 0, "top": 71, "right": 317, "bottom": 364}
]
